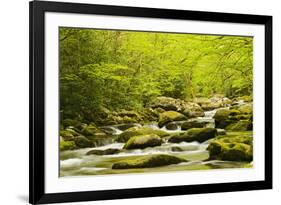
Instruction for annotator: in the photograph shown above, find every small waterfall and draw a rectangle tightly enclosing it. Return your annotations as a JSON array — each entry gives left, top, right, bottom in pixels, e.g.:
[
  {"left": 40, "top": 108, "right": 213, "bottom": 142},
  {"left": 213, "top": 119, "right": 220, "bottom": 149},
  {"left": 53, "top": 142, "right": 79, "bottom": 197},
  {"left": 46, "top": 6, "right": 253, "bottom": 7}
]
[
  {"left": 143, "top": 122, "right": 183, "bottom": 133},
  {"left": 99, "top": 126, "right": 123, "bottom": 135}
]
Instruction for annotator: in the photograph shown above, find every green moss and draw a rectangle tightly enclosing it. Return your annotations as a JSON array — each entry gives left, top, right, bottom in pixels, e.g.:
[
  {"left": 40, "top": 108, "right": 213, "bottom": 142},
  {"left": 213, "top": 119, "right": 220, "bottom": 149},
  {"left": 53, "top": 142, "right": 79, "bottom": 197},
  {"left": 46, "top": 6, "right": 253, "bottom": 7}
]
[
  {"left": 60, "top": 141, "right": 76, "bottom": 151},
  {"left": 225, "top": 120, "right": 252, "bottom": 131},
  {"left": 238, "top": 103, "right": 253, "bottom": 114},
  {"left": 115, "top": 127, "right": 169, "bottom": 142},
  {"left": 220, "top": 143, "right": 252, "bottom": 161},
  {"left": 81, "top": 124, "right": 105, "bottom": 136},
  {"left": 60, "top": 130, "right": 75, "bottom": 141},
  {"left": 214, "top": 109, "right": 240, "bottom": 120},
  {"left": 158, "top": 111, "right": 187, "bottom": 127},
  {"left": 237, "top": 95, "right": 252, "bottom": 102},
  {"left": 168, "top": 128, "right": 217, "bottom": 143},
  {"left": 112, "top": 154, "right": 187, "bottom": 169},
  {"left": 181, "top": 121, "right": 205, "bottom": 130},
  {"left": 86, "top": 148, "right": 120, "bottom": 155},
  {"left": 207, "top": 135, "right": 253, "bottom": 162},
  {"left": 74, "top": 136, "right": 93, "bottom": 148},
  {"left": 123, "top": 134, "right": 162, "bottom": 149},
  {"left": 62, "top": 119, "right": 82, "bottom": 128}
]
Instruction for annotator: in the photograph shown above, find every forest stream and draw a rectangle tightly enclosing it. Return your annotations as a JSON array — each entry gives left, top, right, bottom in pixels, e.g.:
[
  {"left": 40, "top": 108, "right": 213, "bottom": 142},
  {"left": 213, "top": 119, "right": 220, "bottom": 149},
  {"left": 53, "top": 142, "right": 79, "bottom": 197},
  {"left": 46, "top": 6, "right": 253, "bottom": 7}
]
[{"left": 60, "top": 105, "right": 252, "bottom": 177}]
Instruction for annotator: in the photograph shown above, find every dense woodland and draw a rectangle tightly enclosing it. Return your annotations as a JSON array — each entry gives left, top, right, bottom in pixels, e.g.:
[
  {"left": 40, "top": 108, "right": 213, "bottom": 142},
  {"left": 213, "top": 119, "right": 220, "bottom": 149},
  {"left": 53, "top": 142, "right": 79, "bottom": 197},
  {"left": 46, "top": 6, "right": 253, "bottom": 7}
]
[{"left": 59, "top": 27, "right": 253, "bottom": 123}]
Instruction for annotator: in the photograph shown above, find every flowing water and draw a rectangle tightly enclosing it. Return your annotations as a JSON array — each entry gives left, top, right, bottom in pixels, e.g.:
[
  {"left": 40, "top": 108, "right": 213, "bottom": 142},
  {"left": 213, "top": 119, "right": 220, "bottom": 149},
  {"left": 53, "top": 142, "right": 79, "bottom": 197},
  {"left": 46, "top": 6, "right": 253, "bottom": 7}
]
[{"left": 60, "top": 107, "right": 251, "bottom": 177}]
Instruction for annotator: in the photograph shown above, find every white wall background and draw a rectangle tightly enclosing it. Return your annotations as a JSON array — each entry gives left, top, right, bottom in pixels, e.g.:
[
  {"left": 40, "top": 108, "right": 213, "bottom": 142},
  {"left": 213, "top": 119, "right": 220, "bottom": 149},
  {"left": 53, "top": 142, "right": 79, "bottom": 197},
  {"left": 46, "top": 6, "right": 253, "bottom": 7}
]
[{"left": 0, "top": 0, "right": 279, "bottom": 204}]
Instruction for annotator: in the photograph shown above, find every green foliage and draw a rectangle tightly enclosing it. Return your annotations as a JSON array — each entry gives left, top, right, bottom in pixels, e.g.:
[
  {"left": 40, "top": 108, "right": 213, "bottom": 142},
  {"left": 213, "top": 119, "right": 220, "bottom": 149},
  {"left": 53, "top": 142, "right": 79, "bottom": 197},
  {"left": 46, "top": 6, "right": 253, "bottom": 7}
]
[{"left": 59, "top": 27, "right": 253, "bottom": 122}]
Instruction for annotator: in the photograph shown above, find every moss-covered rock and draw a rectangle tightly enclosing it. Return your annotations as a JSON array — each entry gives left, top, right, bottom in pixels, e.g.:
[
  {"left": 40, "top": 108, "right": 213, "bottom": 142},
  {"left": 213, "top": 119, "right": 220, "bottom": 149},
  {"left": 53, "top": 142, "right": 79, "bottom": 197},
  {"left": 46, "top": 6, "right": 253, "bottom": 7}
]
[
  {"left": 165, "top": 122, "right": 178, "bottom": 130},
  {"left": 86, "top": 148, "right": 120, "bottom": 155},
  {"left": 198, "top": 95, "right": 232, "bottom": 111},
  {"left": 168, "top": 128, "right": 217, "bottom": 143},
  {"left": 74, "top": 136, "right": 93, "bottom": 148},
  {"left": 112, "top": 154, "right": 187, "bottom": 169},
  {"left": 158, "top": 111, "right": 187, "bottom": 127},
  {"left": 181, "top": 102, "right": 205, "bottom": 118},
  {"left": 60, "top": 141, "right": 76, "bottom": 151},
  {"left": 115, "top": 127, "right": 169, "bottom": 143},
  {"left": 171, "top": 146, "right": 184, "bottom": 152},
  {"left": 147, "top": 96, "right": 204, "bottom": 117},
  {"left": 181, "top": 121, "right": 205, "bottom": 130},
  {"left": 213, "top": 108, "right": 241, "bottom": 128},
  {"left": 236, "top": 95, "right": 252, "bottom": 102},
  {"left": 60, "top": 130, "right": 75, "bottom": 141},
  {"left": 217, "top": 129, "right": 226, "bottom": 135},
  {"left": 225, "top": 120, "right": 252, "bottom": 131},
  {"left": 207, "top": 135, "right": 253, "bottom": 162},
  {"left": 62, "top": 119, "right": 82, "bottom": 128},
  {"left": 80, "top": 124, "right": 105, "bottom": 136},
  {"left": 102, "top": 109, "right": 144, "bottom": 125},
  {"left": 238, "top": 103, "right": 253, "bottom": 114},
  {"left": 123, "top": 134, "right": 163, "bottom": 149}
]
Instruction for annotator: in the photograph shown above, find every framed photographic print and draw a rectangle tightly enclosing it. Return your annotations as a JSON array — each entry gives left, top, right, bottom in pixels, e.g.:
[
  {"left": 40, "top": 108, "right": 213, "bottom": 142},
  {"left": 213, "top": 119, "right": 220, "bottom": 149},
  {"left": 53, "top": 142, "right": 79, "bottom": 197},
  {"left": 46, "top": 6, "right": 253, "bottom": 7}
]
[{"left": 29, "top": 0, "right": 272, "bottom": 204}]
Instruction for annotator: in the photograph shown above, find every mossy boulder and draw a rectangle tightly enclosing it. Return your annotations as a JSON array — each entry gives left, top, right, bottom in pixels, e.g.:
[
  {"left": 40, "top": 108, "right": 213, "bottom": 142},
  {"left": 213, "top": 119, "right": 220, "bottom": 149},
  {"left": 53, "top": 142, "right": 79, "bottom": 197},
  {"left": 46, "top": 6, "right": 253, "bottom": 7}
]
[
  {"left": 207, "top": 135, "right": 253, "bottom": 162},
  {"left": 102, "top": 109, "right": 143, "bottom": 125},
  {"left": 62, "top": 119, "right": 82, "bottom": 128},
  {"left": 181, "top": 102, "right": 205, "bottom": 118},
  {"left": 60, "top": 141, "right": 76, "bottom": 151},
  {"left": 123, "top": 134, "right": 163, "bottom": 149},
  {"left": 165, "top": 122, "right": 178, "bottom": 130},
  {"left": 86, "top": 148, "right": 120, "bottom": 155},
  {"left": 225, "top": 120, "right": 252, "bottom": 131},
  {"left": 217, "top": 129, "right": 226, "bottom": 135},
  {"left": 238, "top": 103, "right": 253, "bottom": 114},
  {"left": 60, "top": 130, "right": 75, "bottom": 141},
  {"left": 74, "top": 136, "right": 93, "bottom": 148},
  {"left": 112, "top": 154, "right": 187, "bottom": 169},
  {"left": 236, "top": 95, "right": 252, "bottom": 102},
  {"left": 198, "top": 95, "right": 232, "bottom": 111},
  {"left": 181, "top": 121, "right": 205, "bottom": 130},
  {"left": 213, "top": 108, "right": 241, "bottom": 128},
  {"left": 168, "top": 128, "right": 217, "bottom": 143},
  {"left": 115, "top": 127, "right": 169, "bottom": 143},
  {"left": 158, "top": 111, "right": 187, "bottom": 127},
  {"left": 81, "top": 124, "right": 105, "bottom": 136},
  {"left": 147, "top": 96, "right": 204, "bottom": 117}
]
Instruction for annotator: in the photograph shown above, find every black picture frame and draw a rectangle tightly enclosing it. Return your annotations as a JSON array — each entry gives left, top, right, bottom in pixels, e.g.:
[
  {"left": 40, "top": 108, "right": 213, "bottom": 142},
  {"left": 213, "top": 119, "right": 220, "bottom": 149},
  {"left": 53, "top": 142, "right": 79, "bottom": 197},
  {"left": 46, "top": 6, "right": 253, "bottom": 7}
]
[{"left": 29, "top": 0, "right": 272, "bottom": 204}]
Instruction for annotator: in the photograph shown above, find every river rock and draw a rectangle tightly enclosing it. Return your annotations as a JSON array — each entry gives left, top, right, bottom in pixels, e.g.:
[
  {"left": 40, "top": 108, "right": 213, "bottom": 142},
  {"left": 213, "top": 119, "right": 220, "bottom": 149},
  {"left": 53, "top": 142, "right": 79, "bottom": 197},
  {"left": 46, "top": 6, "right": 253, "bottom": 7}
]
[
  {"left": 103, "top": 109, "right": 143, "bottom": 125},
  {"left": 196, "top": 95, "right": 232, "bottom": 111},
  {"left": 60, "top": 141, "right": 76, "bottom": 151},
  {"left": 158, "top": 111, "right": 187, "bottom": 127},
  {"left": 112, "top": 154, "right": 186, "bottom": 169},
  {"left": 80, "top": 124, "right": 105, "bottom": 136},
  {"left": 115, "top": 127, "right": 169, "bottom": 143},
  {"left": 123, "top": 134, "right": 163, "bottom": 149},
  {"left": 168, "top": 128, "right": 217, "bottom": 143},
  {"left": 86, "top": 148, "right": 120, "bottom": 155},
  {"left": 237, "top": 103, "right": 253, "bottom": 114},
  {"left": 165, "top": 122, "right": 178, "bottom": 130},
  {"left": 115, "top": 123, "right": 141, "bottom": 131},
  {"left": 225, "top": 120, "right": 252, "bottom": 131},
  {"left": 181, "top": 121, "right": 205, "bottom": 130},
  {"left": 147, "top": 96, "right": 204, "bottom": 117},
  {"left": 213, "top": 108, "right": 241, "bottom": 128},
  {"left": 171, "top": 146, "right": 184, "bottom": 152},
  {"left": 62, "top": 119, "right": 82, "bottom": 128},
  {"left": 217, "top": 129, "right": 226, "bottom": 135},
  {"left": 207, "top": 135, "right": 253, "bottom": 162},
  {"left": 60, "top": 129, "right": 75, "bottom": 141},
  {"left": 74, "top": 136, "right": 93, "bottom": 148},
  {"left": 235, "top": 95, "right": 252, "bottom": 102}
]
